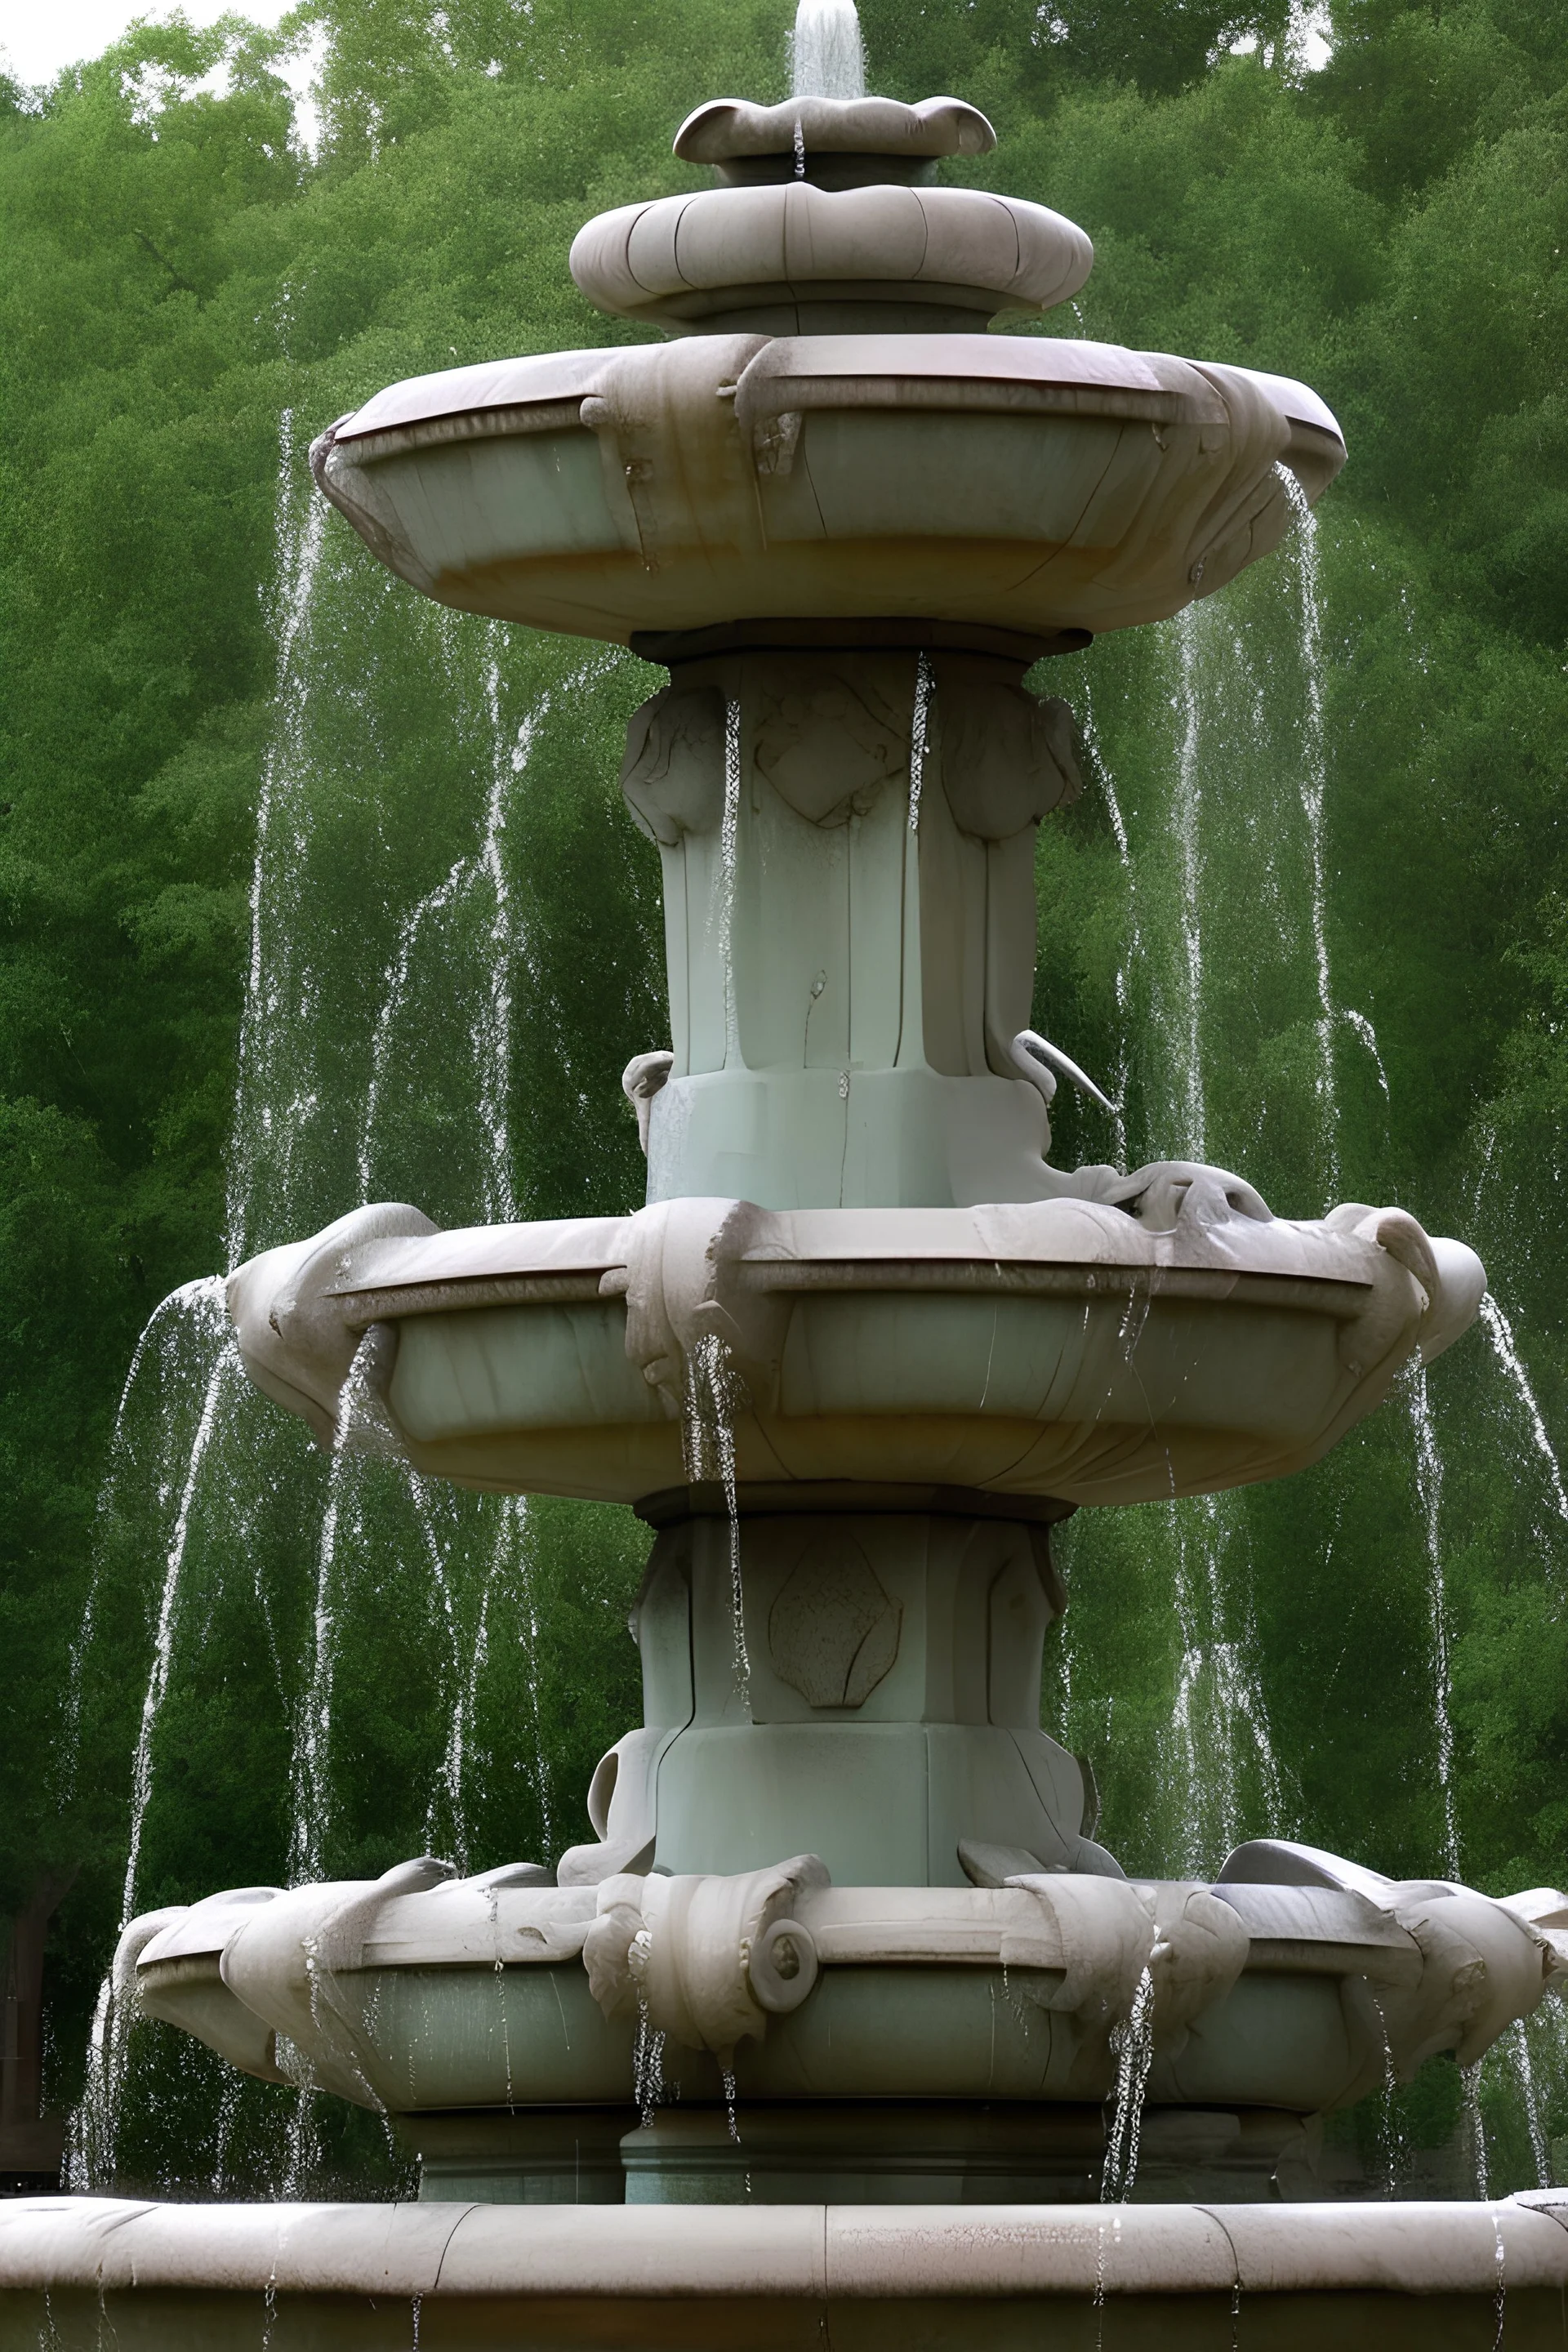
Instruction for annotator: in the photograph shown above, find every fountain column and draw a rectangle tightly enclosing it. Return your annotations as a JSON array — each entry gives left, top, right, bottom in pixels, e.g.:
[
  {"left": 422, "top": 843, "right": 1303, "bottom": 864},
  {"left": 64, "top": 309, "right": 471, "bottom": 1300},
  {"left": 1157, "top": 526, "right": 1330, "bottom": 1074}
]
[
  {"left": 623, "top": 640, "right": 1088, "bottom": 1209},
  {"left": 559, "top": 1491, "right": 1109, "bottom": 1891}
]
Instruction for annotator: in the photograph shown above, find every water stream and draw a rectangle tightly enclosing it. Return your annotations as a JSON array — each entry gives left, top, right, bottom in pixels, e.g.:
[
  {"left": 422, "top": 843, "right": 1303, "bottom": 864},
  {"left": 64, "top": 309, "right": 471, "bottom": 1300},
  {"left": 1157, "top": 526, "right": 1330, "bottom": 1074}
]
[
  {"left": 1477, "top": 1292, "right": 1568, "bottom": 1538},
  {"left": 1281, "top": 472, "right": 1339, "bottom": 1187},
  {"left": 1102, "top": 1966, "right": 1156, "bottom": 2200},
  {"left": 1408, "top": 1361, "right": 1462, "bottom": 1878},
  {"left": 791, "top": 0, "right": 864, "bottom": 99},
  {"left": 683, "top": 1332, "right": 751, "bottom": 1705},
  {"left": 60, "top": 418, "right": 608, "bottom": 2193}
]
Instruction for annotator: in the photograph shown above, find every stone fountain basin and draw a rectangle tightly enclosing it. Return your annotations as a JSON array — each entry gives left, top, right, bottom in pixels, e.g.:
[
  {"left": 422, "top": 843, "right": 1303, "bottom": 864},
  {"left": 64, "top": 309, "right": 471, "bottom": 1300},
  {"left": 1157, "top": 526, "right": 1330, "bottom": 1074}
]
[
  {"left": 7, "top": 2196, "right": 1568, "bottom": 2346},
  {"left": 131, "top": 1865, "right": 1562, "bottom": 2128},
  {"left": 311, "top": 332, "right": 1344, "bottom": 644},
  {"left": 229, "top": 1194, "right": 1482, "bottom": 1508},
  {"left": 134, "top": 1953, "right": 1378, "bottom": 2114}
]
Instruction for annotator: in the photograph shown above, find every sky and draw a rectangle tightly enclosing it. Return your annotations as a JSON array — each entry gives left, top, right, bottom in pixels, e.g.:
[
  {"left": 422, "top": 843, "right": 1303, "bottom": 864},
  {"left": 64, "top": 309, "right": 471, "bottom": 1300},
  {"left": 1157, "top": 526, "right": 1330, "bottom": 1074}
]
[{"left": 0, "top": 0, "right": 296, "bottom": 87}]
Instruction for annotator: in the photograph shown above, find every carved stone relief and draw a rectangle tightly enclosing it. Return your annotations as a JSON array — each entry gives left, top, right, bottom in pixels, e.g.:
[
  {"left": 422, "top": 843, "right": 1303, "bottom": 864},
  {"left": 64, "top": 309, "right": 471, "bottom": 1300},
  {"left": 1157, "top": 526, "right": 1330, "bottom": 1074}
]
[
  {"left": 620, "top": 684, "right": 726, "bottom": 844},
  {"left": 751, "top": 654, "right": 910, "bottom": 828},
  {"left": 931, "top": 654, "right": 1080, "bottom": 840},
  {"left": 768, "top": 1529, "right": 902, "bottom": 1708}
]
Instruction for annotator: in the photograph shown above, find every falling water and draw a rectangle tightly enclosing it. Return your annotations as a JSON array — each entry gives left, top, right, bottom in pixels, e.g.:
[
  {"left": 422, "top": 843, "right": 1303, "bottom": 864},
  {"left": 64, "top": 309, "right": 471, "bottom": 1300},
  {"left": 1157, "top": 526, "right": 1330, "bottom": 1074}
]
[
  {"left": 416, "top": 1482, "right": 494, "bottom": 1878},
  {"left": 288, "top": 1337, "right": 388, "bottom": 1886},
  {"left": 1073, "top": 682, "right": 1133, "bottom": 1167},
  {"left": 907, "top": 652, "right": 933, "bottom": 833},
  {"left": 1133, "top": 607, "right": 1288, "bottom": 1863},
  {"left": 1170, "top": 604, "right": 1208, "bottom": 1164},
  {"left": 1508, "top": 2017, "right": 1552, "bottom": 2188},
  {"left": 633, "top": 2000, "right": 666, "bottom": 2128},
  {"left": 68, "top": 1976, "right": 122, "bottom": 2192},
  {"left": 1281, "top": 470, "right": 1339, "bottom": 1186},
  {"left": 1101, "top": 1966, "right": 1156, "bottom": 2200},
  {"left": 719, "top": 698, "right": 742, "bottom": 1068},
  {"left": 791, "top": 0, "right": 865, "bottom": 100},
  {"left": 1466, "top": 1995, "right": 1567, "bottom": 2197},
  {"left": 64, "top": 1280, "right": 243, "bottom": 2190},
  {"left": 121, "top": 1290, "right": 238, "bottom": 1926},
  {"left": 1343, "top": 1006, "right": 1391, "bottom": 1102},
  {"left": 416, "top": 1478, "right": 478, "bottom": 1873},
  {"left": 1407, "top": 1361, "right": 1461, "bottom": 1878},
  {"left": 57, "top": 1276, "right": 232, "bottom": 1804},
  {"left": 684, "top": 1333, "right": 751, "bottom": 1704},
  {"left": 1052, "top": 591, "right": 1294, "bottom": 1873},
  {"left": 509, "top": 1498, "right": 556, "bottom": 1858},
  {"left": 1370, "top": 1993, "right": 1405, "bottom": 2196},
  {"left": 1464, "top": 2061, "right": 1490, "bottom": 2198},
  {"left": 64, "top": 416, "right": 333, "bottom": 2194},
  {"left": 1168, "top": 1495, "right": 1289, "bottom": 1873},
  {"left": 225, "top": 410, "right": 328, "bottom": 1267},
  {"left": 353, "top": 642, "right": 507, "bottom": 1209},
  {"left": 57, "top": 403, "right": 617, "bottom": 2196},
  {"left": 354, "top": 644, "right": 613, "bottom": 1221},
  {"left": 1477, "top": 1292, "right": 1568, "bottom": 1536}
]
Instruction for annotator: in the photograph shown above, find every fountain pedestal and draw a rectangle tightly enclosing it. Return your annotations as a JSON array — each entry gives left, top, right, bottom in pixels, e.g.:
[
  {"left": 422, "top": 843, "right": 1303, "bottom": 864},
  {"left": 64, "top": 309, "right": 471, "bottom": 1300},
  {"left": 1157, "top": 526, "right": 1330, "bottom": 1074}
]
[
  {"left": 623, "top": 640, "right": 1084, "bottom": 1209},
  {"left": 562, "top": 1490, "right": 1096, "bottom": 1889}
]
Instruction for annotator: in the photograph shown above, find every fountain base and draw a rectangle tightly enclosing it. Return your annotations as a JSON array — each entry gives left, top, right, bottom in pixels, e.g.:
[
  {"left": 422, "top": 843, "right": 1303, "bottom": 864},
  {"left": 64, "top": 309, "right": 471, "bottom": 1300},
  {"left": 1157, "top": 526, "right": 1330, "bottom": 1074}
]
[{"left": 5, "top": 2194, "right": 1568, "bottom": 2348}]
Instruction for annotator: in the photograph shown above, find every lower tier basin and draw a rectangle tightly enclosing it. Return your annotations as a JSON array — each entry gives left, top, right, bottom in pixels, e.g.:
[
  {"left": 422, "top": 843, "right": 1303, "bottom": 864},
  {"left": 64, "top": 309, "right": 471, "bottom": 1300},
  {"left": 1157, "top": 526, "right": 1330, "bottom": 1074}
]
[
  {"left": 133, "top": 1952, "right": 1415, "bottom": 2115},
  {"left": 122, "top": 1846, "right": 1567, "bottom": 2193}
]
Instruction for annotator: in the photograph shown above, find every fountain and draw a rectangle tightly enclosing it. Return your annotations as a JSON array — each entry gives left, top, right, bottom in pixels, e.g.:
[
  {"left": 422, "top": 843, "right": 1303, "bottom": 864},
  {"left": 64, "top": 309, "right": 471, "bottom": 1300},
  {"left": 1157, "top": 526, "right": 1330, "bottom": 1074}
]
[{"left": 6, "top": 2, "right": 1568, "bottom": 2337}]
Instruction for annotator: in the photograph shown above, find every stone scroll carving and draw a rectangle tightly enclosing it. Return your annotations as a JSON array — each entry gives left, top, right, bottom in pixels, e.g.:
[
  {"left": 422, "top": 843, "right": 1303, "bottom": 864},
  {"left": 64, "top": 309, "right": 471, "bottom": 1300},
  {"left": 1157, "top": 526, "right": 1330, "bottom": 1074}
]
[
  {"left": 584, "top": 1855, "right": 829, "bottom": 2064},
  {"left": 930, "top": 654, "right": 1081, "bottom": 841}
]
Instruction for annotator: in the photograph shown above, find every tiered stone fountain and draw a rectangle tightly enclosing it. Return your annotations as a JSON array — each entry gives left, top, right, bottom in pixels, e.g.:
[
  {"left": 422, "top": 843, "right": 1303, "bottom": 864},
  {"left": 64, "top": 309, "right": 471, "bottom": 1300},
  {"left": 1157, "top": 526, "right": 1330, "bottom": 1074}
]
[{"left": 7, "top": 4, "right": 1568, "bottom": 2339}]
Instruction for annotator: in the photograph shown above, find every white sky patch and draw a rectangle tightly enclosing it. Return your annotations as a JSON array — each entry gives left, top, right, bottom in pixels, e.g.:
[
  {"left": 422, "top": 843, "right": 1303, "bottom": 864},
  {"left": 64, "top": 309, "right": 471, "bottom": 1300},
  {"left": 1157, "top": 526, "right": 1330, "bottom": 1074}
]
[
  {"left": 1232, "top": 2, "right": 1332, "bottom": 72},
  {"left": 0, "top": 0, "right": 323, "bottom": 145}
]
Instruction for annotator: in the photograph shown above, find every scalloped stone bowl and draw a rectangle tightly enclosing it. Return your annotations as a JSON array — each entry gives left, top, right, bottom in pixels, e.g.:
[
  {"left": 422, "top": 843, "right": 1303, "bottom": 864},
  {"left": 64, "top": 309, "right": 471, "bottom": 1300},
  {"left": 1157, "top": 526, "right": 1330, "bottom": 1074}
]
[
  {"left": 228, "top": 1193, "right": 1484, "bottom": 1509},
  {"left": 313, "top": 333, "right": 1343, "bottom": 646}
]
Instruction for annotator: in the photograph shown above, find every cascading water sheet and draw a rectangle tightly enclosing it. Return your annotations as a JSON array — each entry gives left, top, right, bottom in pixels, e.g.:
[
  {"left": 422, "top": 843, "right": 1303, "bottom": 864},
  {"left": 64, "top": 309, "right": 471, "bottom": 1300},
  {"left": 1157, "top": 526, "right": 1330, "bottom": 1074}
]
[{"left": 60, "top": 417, "right": 652, "bottom": 2197}]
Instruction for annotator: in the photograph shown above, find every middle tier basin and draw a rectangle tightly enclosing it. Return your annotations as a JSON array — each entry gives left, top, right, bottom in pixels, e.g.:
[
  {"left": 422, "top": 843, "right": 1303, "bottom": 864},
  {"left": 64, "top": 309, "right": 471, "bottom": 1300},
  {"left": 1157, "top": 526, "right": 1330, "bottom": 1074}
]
[{"left": 229, "top": 1192, "right": 1485, "bottom": 1508}]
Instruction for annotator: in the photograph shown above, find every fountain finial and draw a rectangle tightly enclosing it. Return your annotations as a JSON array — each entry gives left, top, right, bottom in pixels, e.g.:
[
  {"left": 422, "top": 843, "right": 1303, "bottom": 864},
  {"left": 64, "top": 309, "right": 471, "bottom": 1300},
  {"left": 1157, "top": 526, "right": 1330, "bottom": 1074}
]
[{"left": 792, "top": 0, "right": 866, "bottom": 100}]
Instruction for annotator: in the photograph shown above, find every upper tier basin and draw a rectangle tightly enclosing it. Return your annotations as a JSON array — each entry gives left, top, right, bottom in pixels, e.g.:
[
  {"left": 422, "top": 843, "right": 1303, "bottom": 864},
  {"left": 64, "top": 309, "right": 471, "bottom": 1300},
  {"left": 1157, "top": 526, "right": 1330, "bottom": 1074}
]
[{"left": 312, "top": 333, "right": 1343, "bottom": 647}]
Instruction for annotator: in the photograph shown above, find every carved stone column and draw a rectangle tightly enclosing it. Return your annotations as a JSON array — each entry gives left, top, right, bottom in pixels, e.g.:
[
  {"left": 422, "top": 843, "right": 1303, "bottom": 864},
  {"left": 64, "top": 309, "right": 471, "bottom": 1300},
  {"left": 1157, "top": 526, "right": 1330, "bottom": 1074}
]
[
  {"left": 620, "top": 642, "right": 1081, "bottom": 1209},
  {"left": 556, "top": 1492, "right": 1111, "bottom": 1891}
]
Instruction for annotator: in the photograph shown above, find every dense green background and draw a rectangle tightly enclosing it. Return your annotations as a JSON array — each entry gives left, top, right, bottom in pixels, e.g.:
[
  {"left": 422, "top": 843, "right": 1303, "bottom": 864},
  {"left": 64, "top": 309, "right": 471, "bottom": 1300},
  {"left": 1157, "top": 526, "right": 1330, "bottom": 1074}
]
[{"left": 3, "top": 0, "right": 1567, "bottom": 2193}]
